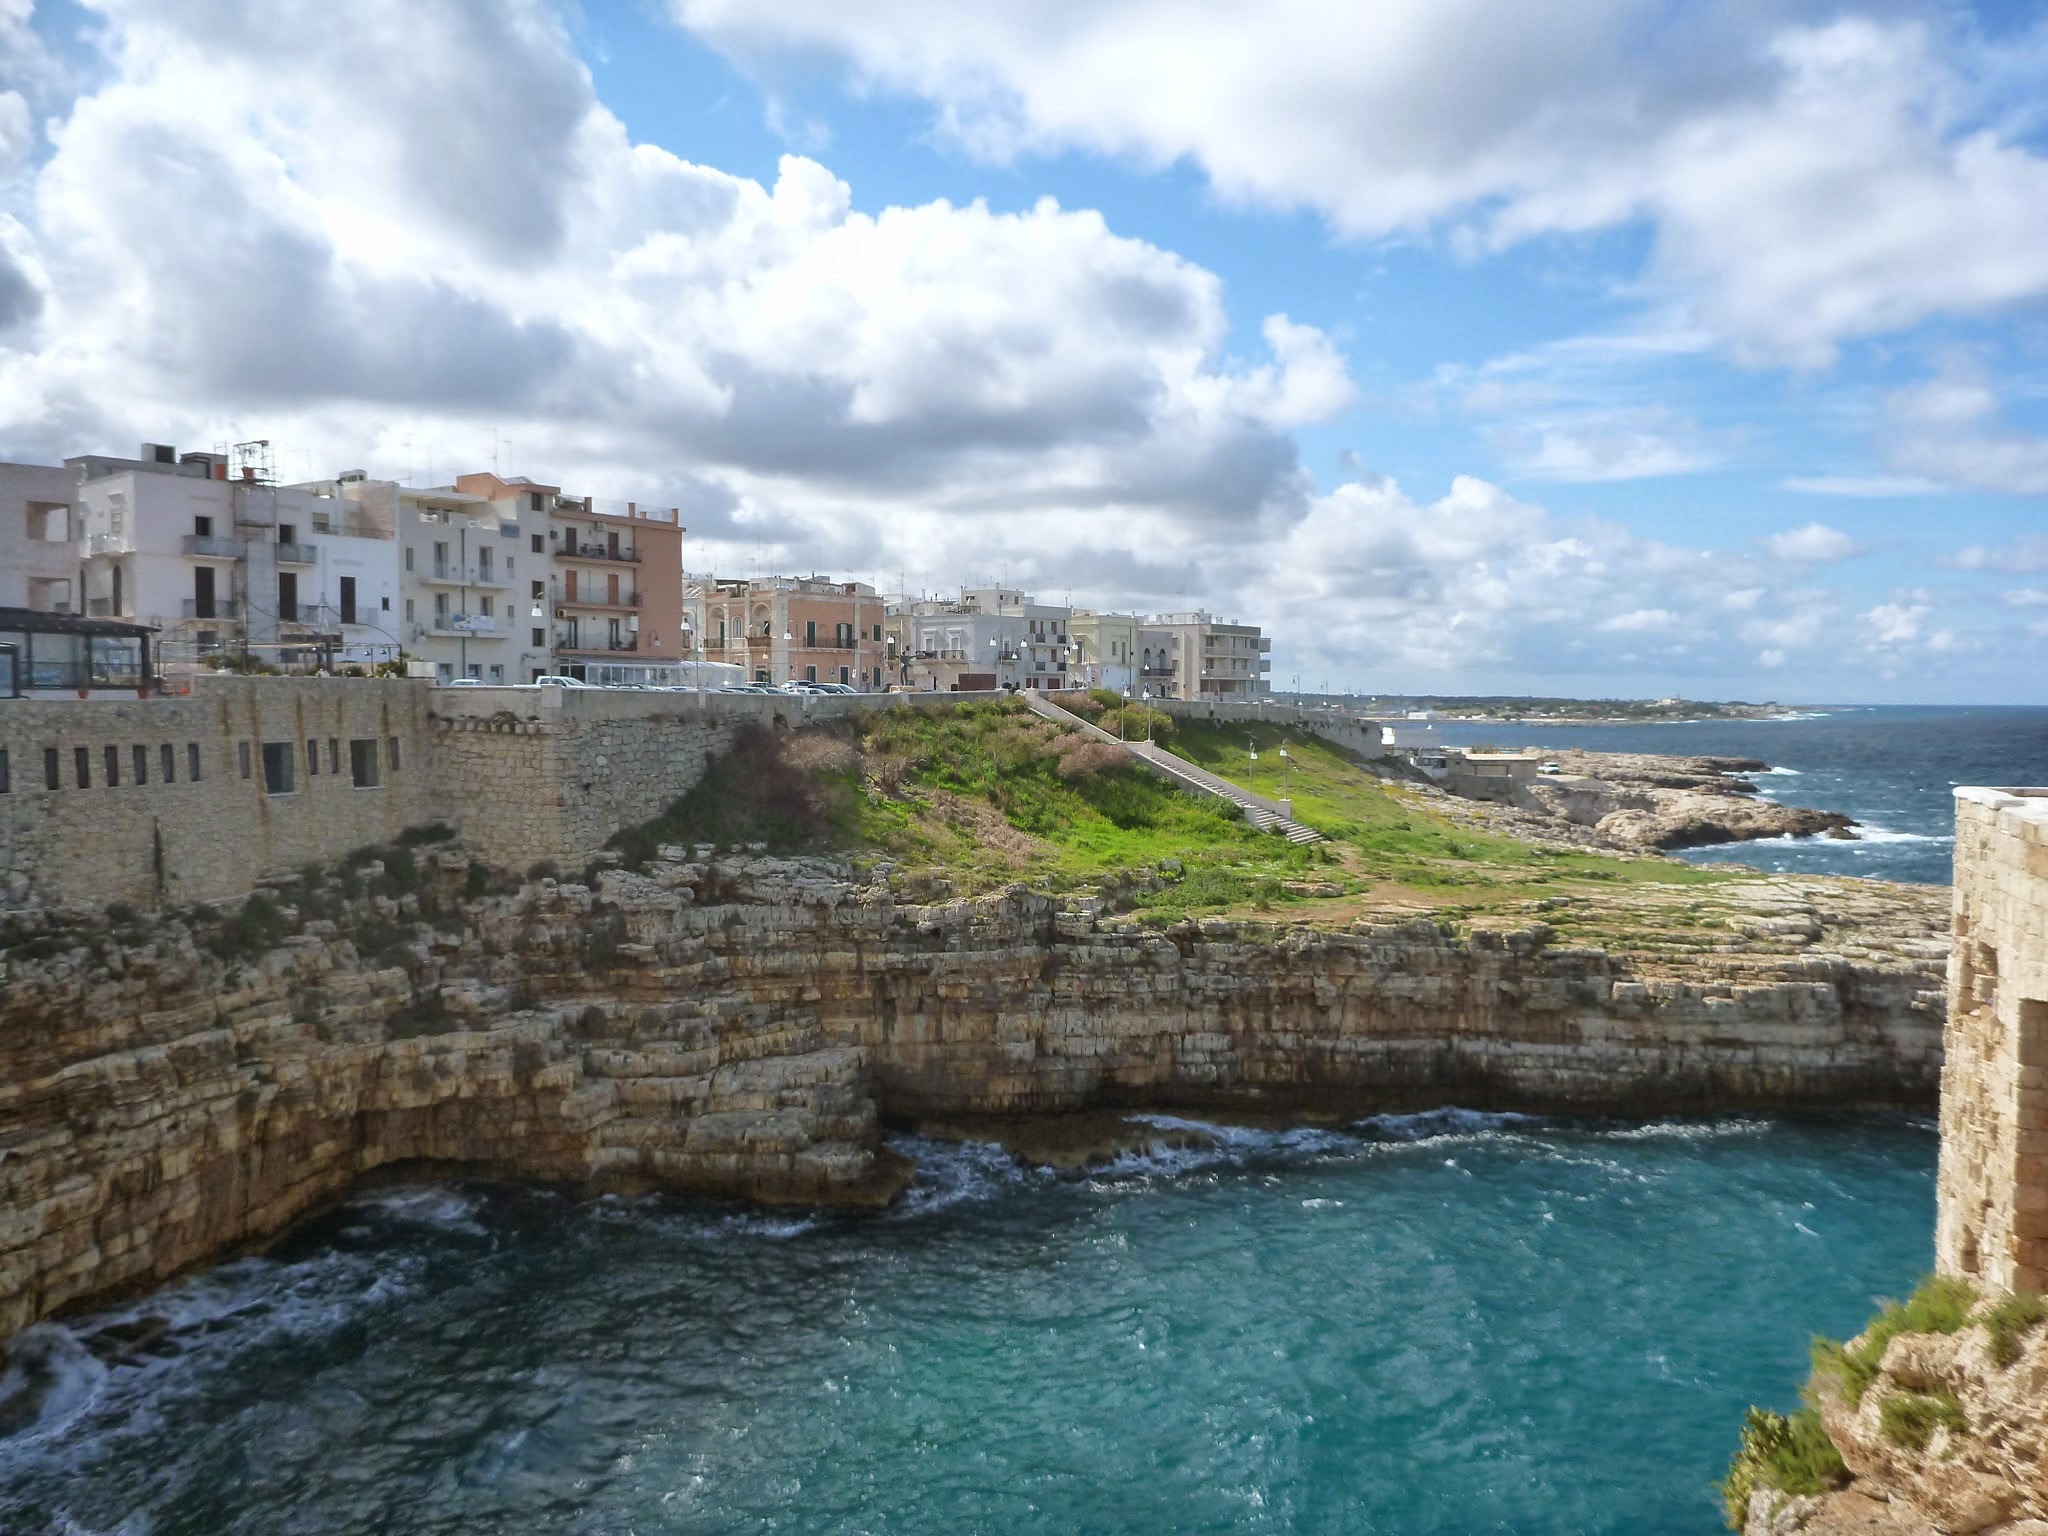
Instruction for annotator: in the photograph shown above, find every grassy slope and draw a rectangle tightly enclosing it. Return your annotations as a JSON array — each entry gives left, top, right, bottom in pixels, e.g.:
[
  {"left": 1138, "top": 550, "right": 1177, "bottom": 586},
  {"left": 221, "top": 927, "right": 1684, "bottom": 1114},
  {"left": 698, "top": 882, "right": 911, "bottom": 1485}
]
[{"left": 617, "top": 698, "right": 1756, "bottom": 928}]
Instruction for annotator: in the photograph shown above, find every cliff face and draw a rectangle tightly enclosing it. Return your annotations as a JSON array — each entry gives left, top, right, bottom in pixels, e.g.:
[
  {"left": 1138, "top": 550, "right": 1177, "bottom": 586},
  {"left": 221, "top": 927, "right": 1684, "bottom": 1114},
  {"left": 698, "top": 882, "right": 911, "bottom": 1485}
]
[{"left": 0, "top": 847, "right": 1947, "bottom": 1344}]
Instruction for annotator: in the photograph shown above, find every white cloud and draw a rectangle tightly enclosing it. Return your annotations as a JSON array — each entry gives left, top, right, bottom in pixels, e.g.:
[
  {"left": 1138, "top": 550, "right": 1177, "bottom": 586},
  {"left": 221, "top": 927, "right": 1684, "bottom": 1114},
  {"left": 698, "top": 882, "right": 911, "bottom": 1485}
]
[
  {"left": 1884, "top": 371, "right": 2048, "bottom": 494},
  {"left": 1864, "top": 598, "right": 1930, "bottom": 646},
  {"left": 2004, "top": 588, "right": 2048, "bottom": 607},
  {"left": 1951, "top": 538, "right": 2048, "bottom": 573},
  {"left": 1597, "top": 608, "right": 1679, "bottom": 634},
  {"left": 0, "top": 0, "right": 1358, "bottom": 573},
  {"left": 1758, "top": 647, "right": 1787, "bottom": 668},
  {"left": 671, "top": 4, "right": 2048, "bottom": 367},
  {"left": 1781, "top": 474, "right": 1945, "bottom": 497},
  {"left": 1761, "top": 523, "right": 1863, "bottom": 563}
]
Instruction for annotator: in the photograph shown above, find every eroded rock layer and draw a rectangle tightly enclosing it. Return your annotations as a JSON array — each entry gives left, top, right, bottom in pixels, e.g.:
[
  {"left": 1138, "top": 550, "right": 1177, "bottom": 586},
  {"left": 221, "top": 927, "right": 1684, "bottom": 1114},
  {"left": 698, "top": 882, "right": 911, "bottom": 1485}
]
[{"left": 0, "top": 849, "right": 1947, "bottom": 1343}]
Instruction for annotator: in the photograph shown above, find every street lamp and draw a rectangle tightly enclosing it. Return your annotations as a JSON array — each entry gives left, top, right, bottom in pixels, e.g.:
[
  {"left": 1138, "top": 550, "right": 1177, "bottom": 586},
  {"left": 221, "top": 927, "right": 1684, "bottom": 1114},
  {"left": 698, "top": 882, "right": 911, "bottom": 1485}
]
[
  {"left": 1248, "top": 734, "right": 1258, "bottom": 773},
  {"left": 1120, "top": 688, "right": 1130, "bottom": 740},
  {"left": 1140, "top": 689, "right": 1153, "bottom": 742}
]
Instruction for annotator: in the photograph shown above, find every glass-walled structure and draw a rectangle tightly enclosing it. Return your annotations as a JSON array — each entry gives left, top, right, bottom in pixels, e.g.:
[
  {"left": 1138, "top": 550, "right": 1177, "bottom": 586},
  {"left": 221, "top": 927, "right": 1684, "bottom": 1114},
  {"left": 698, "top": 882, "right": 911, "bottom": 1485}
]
[{"left": 0, "top": 608, "right": 158, "bottom": 697}]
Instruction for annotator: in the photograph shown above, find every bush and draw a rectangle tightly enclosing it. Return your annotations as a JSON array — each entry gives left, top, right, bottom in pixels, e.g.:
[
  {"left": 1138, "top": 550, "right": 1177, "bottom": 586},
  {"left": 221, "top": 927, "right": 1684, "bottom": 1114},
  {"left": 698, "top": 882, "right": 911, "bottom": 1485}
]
[
  {"left": 1719, "top": 1406, "right": 1847, "bottom": 1528},
  {"left": 526, "top": 860, "right": 560, "bottom": 883},
  {"left": 210, "top": 892, "right": 288, "bottom": 960},
  {"left": 1878, "top": 1388, "right": 1967, "bottom": 1450},
  {"left": 1983, "top": 1289, "right": 2048, "bottom": 1367},
  {"left": 1811, "top": 1276, "right": 1978, "bottom": 1408},
  {"left": 1055, "top": 740, "right": 1131, "bottom": 780}
]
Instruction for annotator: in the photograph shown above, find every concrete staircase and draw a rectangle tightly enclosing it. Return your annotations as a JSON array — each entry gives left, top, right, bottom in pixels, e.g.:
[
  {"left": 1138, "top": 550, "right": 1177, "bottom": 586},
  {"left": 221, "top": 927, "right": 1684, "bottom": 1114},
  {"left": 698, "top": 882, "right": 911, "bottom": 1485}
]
[{"left": 1022, "top": 691, "right": 1324, "bottom": 845}]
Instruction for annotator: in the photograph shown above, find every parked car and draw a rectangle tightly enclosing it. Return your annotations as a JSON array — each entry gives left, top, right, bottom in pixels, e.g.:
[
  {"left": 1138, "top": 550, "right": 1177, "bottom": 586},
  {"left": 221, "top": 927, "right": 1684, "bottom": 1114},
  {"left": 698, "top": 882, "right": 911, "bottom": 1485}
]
[
  {"left": 806, "top": 681, "right": 859, "bottom": 695},
  {"left": 532, "top": 675, "right": 591, "bottom": 689},
  {"left": 719, "top": 683, "right": 774, "bottom": 694},
  {"left": 441, "top": 677, "right": 488, "bottom": 687},
  {"left": 1538, "top": 761, "right": 1563, "bottom": 774}
]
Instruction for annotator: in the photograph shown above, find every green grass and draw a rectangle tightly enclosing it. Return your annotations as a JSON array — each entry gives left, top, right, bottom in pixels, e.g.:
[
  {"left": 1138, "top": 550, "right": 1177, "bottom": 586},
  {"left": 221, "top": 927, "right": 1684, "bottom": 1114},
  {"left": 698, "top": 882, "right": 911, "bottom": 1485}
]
[
  {"left": 1983, "top": 1289, "right": 2048, "bottom": 1367},
  {"left": 1878, "top": 1388, "right": 1968, "bottom": 1450},
  {"left": 1719, "top": 1406, "right": 1847, "bottom": 1528},
  {"left": 1810, "top": 1275, "right": 1978, "bottom": 1408},
  {"left": 1160, "top": 720, "right": 1745, "bottom": 910}
]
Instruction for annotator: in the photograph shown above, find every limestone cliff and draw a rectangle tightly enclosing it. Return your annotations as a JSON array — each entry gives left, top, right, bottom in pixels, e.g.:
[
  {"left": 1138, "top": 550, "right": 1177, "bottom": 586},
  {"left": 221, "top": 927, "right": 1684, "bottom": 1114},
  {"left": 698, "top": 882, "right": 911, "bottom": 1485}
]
[{"left": 0, "top": 843, "right": 1946, "bottom": 1346}]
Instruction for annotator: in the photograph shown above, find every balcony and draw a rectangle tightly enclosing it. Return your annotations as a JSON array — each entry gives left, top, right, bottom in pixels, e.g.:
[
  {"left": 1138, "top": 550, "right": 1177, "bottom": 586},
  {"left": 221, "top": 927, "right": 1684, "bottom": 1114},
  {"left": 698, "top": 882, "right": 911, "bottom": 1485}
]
[
  {"left": 85, "top": 532, "right": 134, "bottom": 556},
  {"left": 555, "top": 589, "right": 641, "bottom": 610},
  {"left": 428, "top": 613, "right": 499, "bottom": 636},
  {"left": 276, "top": 541, "right": 318, "bottom": 565},
  {"left": 1140, "top": 664, "right": 1176, "bottom": 678},
  {"left": 183, "top": 534, "right": 241, "bottom": 559},
  {"left": 556, "top": 543, "right": 640, "bottom": 564},
  {"left": 558, "top": 636, "right": 639, "bottom": 654},
  {"left": 85, "top": 598, "right": 131, "bottom": 618},
  {"left": 182, "top": 598, "right": 243, "bottom": 619},
  {"left": 419, "top": 565, "right": 510, "bottom": 588}
]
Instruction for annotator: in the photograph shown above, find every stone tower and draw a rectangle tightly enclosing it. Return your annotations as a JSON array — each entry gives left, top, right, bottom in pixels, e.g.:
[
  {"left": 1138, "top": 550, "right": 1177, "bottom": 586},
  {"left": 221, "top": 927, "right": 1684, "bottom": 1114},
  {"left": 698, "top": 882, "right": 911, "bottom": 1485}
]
[{"left": 1937, "top": 788, "right": 2048, "bottom": 1293}]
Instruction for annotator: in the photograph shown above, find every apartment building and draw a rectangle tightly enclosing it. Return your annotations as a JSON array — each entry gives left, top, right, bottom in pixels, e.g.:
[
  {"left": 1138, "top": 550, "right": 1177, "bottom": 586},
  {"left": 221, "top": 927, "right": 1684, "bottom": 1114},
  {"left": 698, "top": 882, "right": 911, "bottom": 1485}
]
[
  {"left": 1065, "top": 609, "right": 1140, "bottom": 695},
  {"left": 66, "top": 444, "right": 398, "bottom": 670},
  {"left": 690, "top": 575, "right": 887, "bottom": 688},
  {"left": 452, "top": 474, "right": 687, "bottom": 688},
  {"left": 1, "top": 462, "right": 81, "bottom": 615},
  {"left": 887, "top": 587, "right": 1075, "bottom": 691},
  {"left": 1140, "top": 611, "right": 1271, "bottom": 700}
]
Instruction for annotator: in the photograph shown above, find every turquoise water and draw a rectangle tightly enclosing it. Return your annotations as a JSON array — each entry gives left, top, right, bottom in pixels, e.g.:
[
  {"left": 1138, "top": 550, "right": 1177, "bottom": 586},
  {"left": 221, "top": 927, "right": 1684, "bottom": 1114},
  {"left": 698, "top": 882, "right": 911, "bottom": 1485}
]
[{"left": 1, "top": 1113, "right": 1934, "bottom": 1535}]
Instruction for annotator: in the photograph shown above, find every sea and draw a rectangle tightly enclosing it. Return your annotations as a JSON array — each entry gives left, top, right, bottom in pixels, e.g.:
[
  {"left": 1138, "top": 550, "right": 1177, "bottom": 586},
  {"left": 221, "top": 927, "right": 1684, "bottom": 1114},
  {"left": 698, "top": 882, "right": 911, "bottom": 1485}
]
[
  {"left": 0, "top": 705, "right": 2032, "bottom": 1535},
  {"left": 1434, "top": 703, "right": 2048, "bottom": 885}
]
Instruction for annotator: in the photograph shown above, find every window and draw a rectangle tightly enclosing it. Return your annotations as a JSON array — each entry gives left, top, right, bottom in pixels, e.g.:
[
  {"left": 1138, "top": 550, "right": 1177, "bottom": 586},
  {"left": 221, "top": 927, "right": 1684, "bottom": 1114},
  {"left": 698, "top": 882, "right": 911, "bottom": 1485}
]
[
  {"left": 405, "top": 598, "right": 415, "bottom": 624},
  {"left": 805, "top": 620, "right": 817, "bottom": 646},
  {"left": 277, "top": 572, "right": 298, "bottom": 622},
  {"left": 350, "top": 737, "right": 382, "bottom": 787},
  {"left": 44, "top": 748, "right": 57, "bottom": 790},
  {"left": 307, "top": 738, "right": 319, "bottom": 776},
  {"left": 339, "top": 575, "right": 357, "bottom": 625},
  {"left": 437, "top": 662, "right": 452, "bottom": 681},
  {"left": 278, "top": 523, "right": 296, "bottom": 545},
  {"left": 74, "top": 746, "right": 90, "bottom": 788},
  {"left": 529, "top": 492, "right": 544, "bottom": 512},
  {"left": 188, "top": 743, "right": 202, "bottom": 781},
  {"left": 194, "top": 515, "right": 212, "bottom": 537},
  {"left": 478, "top": 547, "right": 492, "bottom": 581},
  {"left": 872, "top": 623, "right": 882, "bottom": 642},
  {"left": 262, "top": 742, "right": 295, "bottom": 795},
  {"left": 104, "top": 745, "right": 119, "bottom": 786},
  {"left": 405, "top": 546, "right": 415, "bottom": 571},
  {"left": 381, "top": 595, "right": 390, "bottom": 612},
  {"left": 161, "top": 743, "right": 175, "bottom": 783},
  {"left": 133, "top": 744, "right": 148, "bottom": 784},
  {"left": 387, "top": 736, "right": 401, "bottom": 772},
  {"left": 532, "top": 628, "right": 546, "bottom": 647},
  {"left": 433, "top": 540, "right": 448, "bottom": 572},
  {"left": 804, "top": 665, "right": 817, "bottom": 683},
  {"left": 328, "top": 738, "right": 339, "bottom": 775},
  {"left": 0, "top": 748, "right": 8, "bottom": 793},
  {"left": 238, "top": 741, "right": 252, "bottom": 780},
  {"left": 479, "top": 596, "right": 494, "bottom": 618},
  {"left": 488, "top": 665, "right": 503, "bottom": 683},
  {"left": 531, "top": 580, "right": 544, "bottom": 600},
  {"left": 531, "top": 534, "right": 544, "bottom": 553}
]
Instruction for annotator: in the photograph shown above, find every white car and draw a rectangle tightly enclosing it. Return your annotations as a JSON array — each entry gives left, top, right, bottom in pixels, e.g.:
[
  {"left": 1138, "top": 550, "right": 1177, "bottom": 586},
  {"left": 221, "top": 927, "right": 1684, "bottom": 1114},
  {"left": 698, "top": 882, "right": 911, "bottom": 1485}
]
[
  {"left": 441, "top": 677, "right": 488, "bottom": 687},
  {"left": 1538, "top": 761, "right": 1563, "bottom": 774},
  {"left": 532, "top": 675, "right": 591, "bottom": 689}
]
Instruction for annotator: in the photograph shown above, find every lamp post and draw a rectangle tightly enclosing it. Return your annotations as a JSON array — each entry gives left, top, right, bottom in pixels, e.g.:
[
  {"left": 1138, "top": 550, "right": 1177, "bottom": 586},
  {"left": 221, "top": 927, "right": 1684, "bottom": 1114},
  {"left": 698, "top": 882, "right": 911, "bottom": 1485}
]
[
  {"left": 1141, "top": 689, "right": 1152, "bottom": 742},
  {"left": 1248, "top": 734, "right": 1258, "bottom": 774},
  {"left": 1120, "top": 689, "right": 1130, "bottom": 740}
]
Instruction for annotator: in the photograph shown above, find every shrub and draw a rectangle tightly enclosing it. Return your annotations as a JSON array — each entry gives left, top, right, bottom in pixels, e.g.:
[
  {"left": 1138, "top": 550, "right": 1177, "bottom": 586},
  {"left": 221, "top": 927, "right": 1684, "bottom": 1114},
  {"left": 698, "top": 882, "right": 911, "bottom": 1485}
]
[
  {"left": 1878, "top": 1388, "right": 1967, "bottom": 1451},
  {"left": 526, "top": 860, "right": 560, "bottom": 883},
  {"left": 1983, "top": 1289, "right": 2048, "bottom": 1367},
  {"left": 396, "top": 822, "right": 455, "bottom": 847},
  {"left": 464, "top": 861, "right": 493, "bottom": 899},
  {"left": 210, "top": 892, "right": 288, "bottom": 960},
  {"left": 1811, "top": 1275, "right": 1978, "bottom": 1408},
  {"left": 1719, "top": 1406, "right": 1847, "bottom": 1528},
  {"left": 385, "top": 992, "right": 453, "bottom": 1039},
  {"left": 1056, "top": 741, "right": 1131, "bottom": 780}
]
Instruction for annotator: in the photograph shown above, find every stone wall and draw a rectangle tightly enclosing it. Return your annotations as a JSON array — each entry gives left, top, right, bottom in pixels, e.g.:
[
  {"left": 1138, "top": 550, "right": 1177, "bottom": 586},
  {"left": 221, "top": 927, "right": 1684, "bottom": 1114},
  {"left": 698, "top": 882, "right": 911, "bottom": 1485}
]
[
  {"left": 1936, "top": 787, "right": 2048, "bottom": 1293},
  {"left": 1157, "top": 697, "right": 1391, "bottom": 759},
  {"left": 0, "top": 675, "right": 437, "bottom": 911}
]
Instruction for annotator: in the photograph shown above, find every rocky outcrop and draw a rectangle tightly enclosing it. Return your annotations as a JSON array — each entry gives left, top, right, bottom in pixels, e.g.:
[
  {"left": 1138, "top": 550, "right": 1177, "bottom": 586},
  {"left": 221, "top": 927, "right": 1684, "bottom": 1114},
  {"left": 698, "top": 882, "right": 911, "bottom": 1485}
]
[
  {"left": 1745, "top": 1312, "right": 2048, "bottom": 1536},
  {"left": 0, "top": 846, "right": 1947, "bottom": 1345}
]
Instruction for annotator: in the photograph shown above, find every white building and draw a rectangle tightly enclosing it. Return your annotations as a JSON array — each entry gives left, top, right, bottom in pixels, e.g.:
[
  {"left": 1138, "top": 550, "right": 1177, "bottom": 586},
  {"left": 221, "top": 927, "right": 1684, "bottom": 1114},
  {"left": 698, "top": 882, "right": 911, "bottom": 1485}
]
[
  {"left": 1139, "top": 611, "right": 1271, "bottom": 700},
  {"left": 888, "top": 586, "right": 1075, "bottom": 691},
  {"left": 68, "top": 443, "right": 400, "bottom": 671},
  {"left": 0, "top": 462, "right": 81, "bottom": 614},
  {"left": 1065, "top": 609, "right": 1139, "bottom": 695}
]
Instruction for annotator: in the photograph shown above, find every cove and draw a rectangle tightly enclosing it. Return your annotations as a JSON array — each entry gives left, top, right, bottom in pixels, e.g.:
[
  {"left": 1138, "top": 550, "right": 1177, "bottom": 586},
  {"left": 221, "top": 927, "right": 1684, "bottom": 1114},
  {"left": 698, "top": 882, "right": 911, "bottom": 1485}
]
[{"left": 2, "top": 1111, "right": 1934, "bottom": 1536}]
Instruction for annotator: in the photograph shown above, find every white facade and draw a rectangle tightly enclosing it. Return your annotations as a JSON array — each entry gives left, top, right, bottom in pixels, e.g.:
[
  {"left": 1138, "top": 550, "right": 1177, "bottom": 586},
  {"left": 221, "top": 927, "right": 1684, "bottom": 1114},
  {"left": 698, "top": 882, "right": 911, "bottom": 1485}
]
[
  {"left": 0, "top": 462, "right": 80, "bottom": 613},
  {"left": 1067, "top": 609, "right": 1139, "bottom": 695},
  {"left": 1139, "top": 611, "right": 1271, "bottom": 700}
]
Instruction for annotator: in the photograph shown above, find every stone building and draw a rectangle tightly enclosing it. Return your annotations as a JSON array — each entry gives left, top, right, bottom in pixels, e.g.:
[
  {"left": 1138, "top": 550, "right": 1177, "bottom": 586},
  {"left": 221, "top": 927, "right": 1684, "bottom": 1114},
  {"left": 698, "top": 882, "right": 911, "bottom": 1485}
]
[
  {"left": 691, "top": 575, "right": 888, "bottom": 689},
  {"left": 1139, "top": 610, "right": 1271, "bottom": 700},
  {"left": 1937, "top": 786, "right": 2048, "bottom": 1294},
  {"left": 887, "top": 586, "right": 1073, "bottom": 692}
]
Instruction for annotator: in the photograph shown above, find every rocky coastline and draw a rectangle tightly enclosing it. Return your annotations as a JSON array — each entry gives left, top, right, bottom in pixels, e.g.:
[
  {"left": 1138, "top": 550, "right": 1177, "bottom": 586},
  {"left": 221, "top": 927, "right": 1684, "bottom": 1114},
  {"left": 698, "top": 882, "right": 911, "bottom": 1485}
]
[
  {"left": 1434, "top": 748, "right": 1857, "bottom": 852},
  {"left": 0, "top": 838, "right": 1947, "bottom": 1350}
]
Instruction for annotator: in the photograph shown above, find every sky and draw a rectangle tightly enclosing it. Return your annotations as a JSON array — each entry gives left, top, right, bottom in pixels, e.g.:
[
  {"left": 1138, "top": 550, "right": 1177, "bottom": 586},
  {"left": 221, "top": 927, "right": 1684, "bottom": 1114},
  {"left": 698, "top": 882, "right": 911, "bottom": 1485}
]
[{"left": 1, "top": 2, "right": 2046, "bottom": 703}]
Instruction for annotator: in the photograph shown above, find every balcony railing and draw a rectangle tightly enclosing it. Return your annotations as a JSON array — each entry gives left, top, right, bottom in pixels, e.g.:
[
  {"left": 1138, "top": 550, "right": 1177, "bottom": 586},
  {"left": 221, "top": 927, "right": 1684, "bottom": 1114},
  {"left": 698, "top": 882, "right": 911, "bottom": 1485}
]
[
  {"left": 1140, "top": 664, "right": 1176, "bottom": 677},
  {"left": 556, "top": 589, "right": 641, "bottom": 608},
  {"left": 182, "top": 598, "right": 243, "bottom": 619},
  {"left": 558, "top": 543, "right": 640, "bottom": 564},
  {"left": 183, "top": 534, "right": 241, "bottom": 559},
  {"left": 429, "top": 614, "right": 498, "bottom": 636},
  {"left": 423, "top": 565, "right": 509, "bottom": 587},
  {"left": 86, "top": 532, "right": 134, "bottom": 556},
  {"left": 558, "top": 636, "right": 638, "bottom": 653},
  {"left": 275, "top": 541, "right": 318, "bottom": 565}
]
